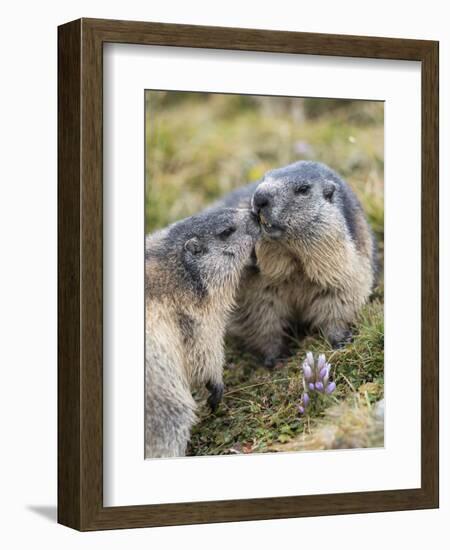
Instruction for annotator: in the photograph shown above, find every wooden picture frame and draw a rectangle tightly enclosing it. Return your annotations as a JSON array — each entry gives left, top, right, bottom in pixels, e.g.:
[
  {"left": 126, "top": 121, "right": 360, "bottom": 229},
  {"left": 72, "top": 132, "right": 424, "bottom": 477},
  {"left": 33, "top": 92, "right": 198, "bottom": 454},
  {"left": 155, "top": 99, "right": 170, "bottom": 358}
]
[{"left": 58, "top": 18, "right": 439, "bottom": 531}]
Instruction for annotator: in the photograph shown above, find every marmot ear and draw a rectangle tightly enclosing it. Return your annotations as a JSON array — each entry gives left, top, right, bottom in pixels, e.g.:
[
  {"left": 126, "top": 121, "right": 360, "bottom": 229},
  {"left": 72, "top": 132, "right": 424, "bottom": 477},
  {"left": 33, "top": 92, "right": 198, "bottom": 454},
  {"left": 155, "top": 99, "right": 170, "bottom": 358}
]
[
  {"left": 323, "top": 181, "right": 336, "bottom": 202},
  {"left": 184, "top": 237, "right": 204, "bottom": 255}
]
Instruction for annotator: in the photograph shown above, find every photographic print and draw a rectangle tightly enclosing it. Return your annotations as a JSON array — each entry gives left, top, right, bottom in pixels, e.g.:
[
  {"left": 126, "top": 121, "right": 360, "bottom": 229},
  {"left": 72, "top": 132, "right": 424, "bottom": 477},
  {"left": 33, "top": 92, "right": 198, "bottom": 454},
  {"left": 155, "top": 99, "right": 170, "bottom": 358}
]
[
  {"left": 58, "top": 18, "right": 438, "bottom": 530},
  {"left": 144, "top": 91, "right": 384, "bottom": 459}
]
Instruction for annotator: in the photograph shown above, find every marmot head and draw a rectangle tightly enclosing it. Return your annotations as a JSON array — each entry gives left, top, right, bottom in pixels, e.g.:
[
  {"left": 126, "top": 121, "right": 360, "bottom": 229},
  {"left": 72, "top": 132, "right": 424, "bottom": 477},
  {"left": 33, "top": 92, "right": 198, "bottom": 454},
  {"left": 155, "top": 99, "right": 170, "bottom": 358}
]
[
  {"left": 146, "top": 208, "right": 260, "bottom": 300},
  {"left": 251, "top": 161, "right": 355, "bottom": 245}
]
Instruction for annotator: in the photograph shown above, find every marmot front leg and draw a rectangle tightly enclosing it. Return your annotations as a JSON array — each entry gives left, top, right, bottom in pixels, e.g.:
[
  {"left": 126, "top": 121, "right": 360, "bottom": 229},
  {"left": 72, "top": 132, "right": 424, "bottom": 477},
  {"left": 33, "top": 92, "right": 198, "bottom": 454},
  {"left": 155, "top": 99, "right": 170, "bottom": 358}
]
[{"left": 306, "top": 294, "right": 354, "bottom": 349}]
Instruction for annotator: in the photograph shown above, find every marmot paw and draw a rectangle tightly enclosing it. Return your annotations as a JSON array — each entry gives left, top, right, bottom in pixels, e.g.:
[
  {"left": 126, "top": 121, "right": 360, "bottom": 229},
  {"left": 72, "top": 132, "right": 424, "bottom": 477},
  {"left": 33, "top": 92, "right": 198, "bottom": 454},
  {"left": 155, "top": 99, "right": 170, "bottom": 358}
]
[
  {"left": 330, "top": 329, "right": 353, "bottom": 349},
  {"left": 206, "top": 381, "right": 224, "bottom": 413}
]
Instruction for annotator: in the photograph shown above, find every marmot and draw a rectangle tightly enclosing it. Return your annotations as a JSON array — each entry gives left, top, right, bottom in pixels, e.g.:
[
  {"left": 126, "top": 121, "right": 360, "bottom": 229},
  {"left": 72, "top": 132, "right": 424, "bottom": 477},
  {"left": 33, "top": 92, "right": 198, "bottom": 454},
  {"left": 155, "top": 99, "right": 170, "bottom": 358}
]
[
  {"left": 215, "top": 161, "right": 377, "bottom": 367},
  {"left": 145, "top": 208, "right": 260, "bottom": 458}
]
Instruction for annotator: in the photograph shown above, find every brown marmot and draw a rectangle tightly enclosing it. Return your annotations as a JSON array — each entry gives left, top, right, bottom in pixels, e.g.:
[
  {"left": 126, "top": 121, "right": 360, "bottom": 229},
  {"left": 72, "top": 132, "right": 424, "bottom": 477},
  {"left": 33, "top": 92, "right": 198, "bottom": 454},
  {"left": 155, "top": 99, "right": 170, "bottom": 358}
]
[
  {"left": 215, "top": 161, "right": 378, "bottom": 367},
  {"left": 145, "top": 208, "right": 260, "bottom": 458}
]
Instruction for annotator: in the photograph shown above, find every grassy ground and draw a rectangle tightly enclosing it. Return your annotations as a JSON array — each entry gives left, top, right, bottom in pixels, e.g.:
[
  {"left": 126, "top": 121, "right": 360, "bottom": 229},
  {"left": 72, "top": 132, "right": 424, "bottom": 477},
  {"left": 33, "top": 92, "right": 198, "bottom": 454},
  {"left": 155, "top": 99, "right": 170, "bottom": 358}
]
[
  {"left": 146, "top": 91, "right": 384, "bottom": 454},
  {"left": 188, "top": 302, "right": 383, "bottom": 455}
]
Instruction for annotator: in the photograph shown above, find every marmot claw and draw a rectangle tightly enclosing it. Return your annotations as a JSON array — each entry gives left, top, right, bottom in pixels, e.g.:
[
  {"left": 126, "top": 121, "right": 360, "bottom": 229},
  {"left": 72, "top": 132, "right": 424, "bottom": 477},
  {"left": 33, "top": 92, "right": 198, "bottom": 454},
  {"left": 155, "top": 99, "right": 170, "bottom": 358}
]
[{"left": 206, "top": 381, "right": 224, "bottom": 413}]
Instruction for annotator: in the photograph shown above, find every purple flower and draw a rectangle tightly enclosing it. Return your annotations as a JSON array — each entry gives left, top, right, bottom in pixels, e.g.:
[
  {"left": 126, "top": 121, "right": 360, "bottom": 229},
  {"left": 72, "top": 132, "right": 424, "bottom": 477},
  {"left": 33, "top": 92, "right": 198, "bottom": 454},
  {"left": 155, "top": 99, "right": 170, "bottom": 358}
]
[
  {"left": 302, "top": 363, "right": 313, "bottom": 380},
  {"left": 297, "top": 393, "right": 311, "bottom": 416},
  {"left": 319, "top": 366, "right": 329, "bottom": 379},
  {"left": 301, "top": 352, "right": 336, "bottom": 398},
  {"left": 317, "top": 354, "right": 326, "bottom": 370}
]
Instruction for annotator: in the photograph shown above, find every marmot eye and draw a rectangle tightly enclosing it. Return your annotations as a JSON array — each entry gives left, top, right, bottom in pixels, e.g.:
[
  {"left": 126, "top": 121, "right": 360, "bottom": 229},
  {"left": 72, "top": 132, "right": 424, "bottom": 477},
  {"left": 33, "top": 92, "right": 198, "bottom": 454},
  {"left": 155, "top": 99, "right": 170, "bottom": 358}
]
[
  {"left": 294, "top": 183, "right": 310, "bottom": 195},
  {"left": 218, "top": 226, "right": 236, "bottom": 239}
]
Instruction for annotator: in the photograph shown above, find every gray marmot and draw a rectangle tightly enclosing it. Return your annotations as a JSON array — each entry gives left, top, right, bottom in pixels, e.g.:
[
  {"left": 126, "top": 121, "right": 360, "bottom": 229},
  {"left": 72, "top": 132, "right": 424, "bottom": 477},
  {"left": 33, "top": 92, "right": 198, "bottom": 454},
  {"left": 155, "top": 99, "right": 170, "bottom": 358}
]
[
  {"left": 215, "top": 161, "right": 377, "bottom": 367},
  {"left": 145, "top": 208, "right": 259, "bottom": 458}
]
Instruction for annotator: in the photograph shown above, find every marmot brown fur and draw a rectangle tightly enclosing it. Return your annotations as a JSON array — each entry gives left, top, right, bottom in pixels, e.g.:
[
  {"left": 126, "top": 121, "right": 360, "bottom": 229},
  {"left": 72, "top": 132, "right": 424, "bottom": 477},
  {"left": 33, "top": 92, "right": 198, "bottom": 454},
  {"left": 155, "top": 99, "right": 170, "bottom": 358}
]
[
  {"left": 145, "top": 207, "right": 259, "bottom": 458},
  {"left": 215, "top": 161, "right": 377, "bottom": 367}
]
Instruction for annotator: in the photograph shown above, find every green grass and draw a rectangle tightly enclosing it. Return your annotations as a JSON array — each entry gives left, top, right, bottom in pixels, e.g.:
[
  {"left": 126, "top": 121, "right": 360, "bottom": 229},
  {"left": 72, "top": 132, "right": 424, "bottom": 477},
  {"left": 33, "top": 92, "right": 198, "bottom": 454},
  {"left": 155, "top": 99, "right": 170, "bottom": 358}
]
[{"left": 146, "top": 91, "right": 384, "bottom": 454}]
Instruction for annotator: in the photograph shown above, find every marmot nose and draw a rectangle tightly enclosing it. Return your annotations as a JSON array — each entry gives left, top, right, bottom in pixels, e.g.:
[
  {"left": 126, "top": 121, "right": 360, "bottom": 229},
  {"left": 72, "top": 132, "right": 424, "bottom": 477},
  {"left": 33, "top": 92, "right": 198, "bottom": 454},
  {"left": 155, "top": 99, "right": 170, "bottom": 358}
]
[{"left": 253, "top": 191, "right": 270, "bottom": 214}]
